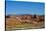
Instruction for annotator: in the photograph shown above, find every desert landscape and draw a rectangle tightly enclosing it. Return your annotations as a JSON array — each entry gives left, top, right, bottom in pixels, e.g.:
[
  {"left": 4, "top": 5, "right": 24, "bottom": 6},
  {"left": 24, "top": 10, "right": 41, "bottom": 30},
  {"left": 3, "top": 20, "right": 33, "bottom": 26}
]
[
  {"left": 6, "top": 1, "right": 44, "bottom": 31},
  {"left": 6, "top": 14, "right": 45, "bottom": 31}
]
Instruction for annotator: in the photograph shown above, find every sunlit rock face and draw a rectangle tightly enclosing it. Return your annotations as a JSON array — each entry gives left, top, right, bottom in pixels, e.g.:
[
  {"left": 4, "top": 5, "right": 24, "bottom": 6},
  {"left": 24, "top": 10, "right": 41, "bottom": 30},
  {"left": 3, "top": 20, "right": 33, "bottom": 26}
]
[
  {"left": 6, "top": 14, "right": 44, "bottom": 22},
  {"left": 6, "top": 14, "right": 44, "bottom": 29}
]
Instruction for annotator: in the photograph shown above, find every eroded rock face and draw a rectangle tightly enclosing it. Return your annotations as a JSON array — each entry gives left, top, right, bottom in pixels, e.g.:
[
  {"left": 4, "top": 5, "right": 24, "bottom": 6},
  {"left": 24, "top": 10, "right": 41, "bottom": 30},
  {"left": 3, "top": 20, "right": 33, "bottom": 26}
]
[
  {"left": 6, "top": 14, "right": 44, "bottom": 29},
  {"left": 18, "top": 15, "right": 44, "bottom": 22},
  {"left": 19, "top": 15, "right": 32, "bottom": 20},
  {"left": 6, "top": 15, "right": 44, "bottom": 23}
]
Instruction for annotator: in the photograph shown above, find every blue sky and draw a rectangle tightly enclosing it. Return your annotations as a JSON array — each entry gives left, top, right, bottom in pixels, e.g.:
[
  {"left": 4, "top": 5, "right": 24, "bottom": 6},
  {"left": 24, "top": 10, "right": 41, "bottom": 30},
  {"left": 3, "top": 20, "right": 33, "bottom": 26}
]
[{"left": 6, "top": 1, "right": 44, "bottom": 15}]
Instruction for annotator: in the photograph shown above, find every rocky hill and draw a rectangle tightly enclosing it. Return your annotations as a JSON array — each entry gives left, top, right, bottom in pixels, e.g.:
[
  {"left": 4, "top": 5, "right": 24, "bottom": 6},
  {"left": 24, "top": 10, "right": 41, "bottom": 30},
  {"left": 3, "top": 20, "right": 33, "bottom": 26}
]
[{"left": 6, "top": 14, "right": 44, "bottom": 29}]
